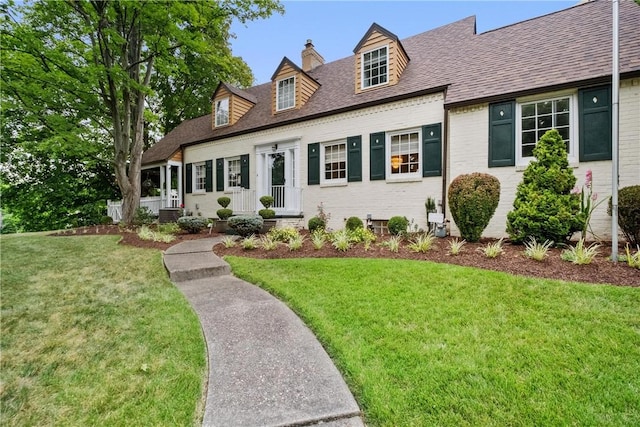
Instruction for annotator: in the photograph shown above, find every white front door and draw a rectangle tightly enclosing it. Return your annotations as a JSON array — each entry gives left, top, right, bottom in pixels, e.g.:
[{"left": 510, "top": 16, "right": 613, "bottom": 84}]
[{"left": 256, "top": 141, "right": 301, "bottom": 215}]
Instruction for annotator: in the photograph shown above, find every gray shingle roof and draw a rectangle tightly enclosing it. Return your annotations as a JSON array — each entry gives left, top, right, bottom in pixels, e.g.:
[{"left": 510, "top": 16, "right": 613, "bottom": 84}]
[{"left": 143, "top": 0, "right": 640, "bottom": 165}]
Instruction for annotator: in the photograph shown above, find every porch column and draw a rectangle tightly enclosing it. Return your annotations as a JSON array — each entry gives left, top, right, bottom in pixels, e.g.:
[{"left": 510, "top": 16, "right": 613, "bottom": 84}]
[
  {"left": 160, "top": 166, "right": 166, "bottom": 208},
  {"left": 165, "top": 164, "right": 171, "bottom": 208},
  {"left": 177, "top": 164, "right": 183, "bottom": 208}
]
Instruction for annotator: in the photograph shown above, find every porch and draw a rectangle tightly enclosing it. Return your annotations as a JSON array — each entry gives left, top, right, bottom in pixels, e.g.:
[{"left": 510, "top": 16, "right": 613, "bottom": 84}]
[
  {"left": 232, "top": 186, "right": 303, "bottom": 216},
  {"left": 107, "top": 193, "right": 181, "bottom": 223}
]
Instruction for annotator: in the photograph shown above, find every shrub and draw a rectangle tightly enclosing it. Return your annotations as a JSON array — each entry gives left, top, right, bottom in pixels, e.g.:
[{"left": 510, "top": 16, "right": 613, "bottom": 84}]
[
  {"left": 345, "top": 216, "right": 364, "bottom": 231},
  {"left": 623, "top": 245, "right": 640, "bottom": 269},
  {"left": 523, "top": 238, "right": 553, "bottom": 261},
  {"left": 100, "top": 215, "right": 114, "bottom": 225},
  {"left": 228, "top": 215, "right": 264, "bottom": 237},
  {"left": 381, "top": 235, "right": 402, "bottom": 253},
  {"left": 308, "top": 216, "right": 325, "bottom": 233},
  {"left": 258, "top": 209, "right": 276, "bottom": 219},
  {"left": 287, "top": 234, "right": 305, "bottom": 251},
  {"left": 137, "top": 225, "right": 175, "bottom": 243},
  {"left": 347, "top": 227, "right": 376, "bottom": 244},
  {"left": 157, "top": 222, "right": 180, "bottom": 234},
  {"left": 330, "top": 230, "right": 351, "bottom": 252},
  {"left": 177, "top": 216, "right": 207, "bottom": 234},
  {"left": 260, "top": 235, "right": 279, "bottom": 251},
  {"left": 506, "top": 129, "right": 582, "bottom": 244},
  {"left": 448, "top": 172, "right": 500, "bottom": 242},
  {"left": 388, "top": 216, "right": 409, "bottom": 236},
  {"left": 259, "top": 195, "right": 274, "bottom": 209},
  {"left": 561, "top": 238, "right": 600, "bottom": 265},
  {"left": 477, "top": 238, "right": 504, "bottom": 258},
  {"left": 267, "top": 226, "right": 300, "bottom": 243},
  {"left": 408, "top": 232, "right": 436, "bottom": 253},
  {"left": 448, "top": 238, "right": 466, "bottom": 255},
  {"left": 608, "top": 185, "right": 640, "bottom": 245},
  {"left": 311, "top": 230, "right": 326, "bottom": 250},
  {"left": 133, "top": 206, "right": 156, "bottom": 226},
  {"left": 217, "top": 197, "right": 231, "bottom": 208},
  {"left": 240, "top": 235, "right": 259, "bottom": 250},
  {"left": 217, "top": 208, "right": 233, "bottom": 220},
  {"left": 221, "top": 236, "right": 236, "bottom": 248}
]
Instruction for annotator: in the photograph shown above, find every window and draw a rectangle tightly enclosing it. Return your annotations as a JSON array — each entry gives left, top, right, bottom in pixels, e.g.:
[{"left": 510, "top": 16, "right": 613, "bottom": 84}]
[
  {"left": 389, "top": 129, "right": 420, "bottom": 178},
  {"left": 362, "top": 46, "right": 388, "bottom": 89},
  {"left": 214, "top": 98, "right": 229, "bottom": 127},
  {"left": 322, "top": 142, "right": 347, "bottom": 183},
  {"left": 276, "top": 76, "right": 295, "bottom": 111},
  {"left": 226, "top": 157, "right": 241, "bottom": 189},
  {"left": 194, "top": 162, "right": 206, "bottom": 192},
  {"left": 518, "top": 95, "right": 575, "bottom": 163}
]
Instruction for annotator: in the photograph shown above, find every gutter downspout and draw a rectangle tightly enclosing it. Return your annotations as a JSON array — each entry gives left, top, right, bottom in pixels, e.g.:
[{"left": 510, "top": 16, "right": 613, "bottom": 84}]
[{"left": 442, "top": 107, "right": 449, "bottom": 218}]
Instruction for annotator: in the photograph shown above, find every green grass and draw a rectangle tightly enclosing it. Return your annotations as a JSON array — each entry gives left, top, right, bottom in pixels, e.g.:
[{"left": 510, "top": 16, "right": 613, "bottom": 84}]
[
  {"left": 226, "top": 256, "right": 640, "bottom": 427},
  {"left": 1, "top": 234, "right": 206, "bottom": 426}
]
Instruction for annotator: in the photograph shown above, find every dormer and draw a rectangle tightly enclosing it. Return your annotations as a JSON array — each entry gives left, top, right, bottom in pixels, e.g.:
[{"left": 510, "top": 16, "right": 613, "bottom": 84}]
[
  {"left": 211, "top": 82, "right": 257, "bottom": 129},
  {"left": 353, "top": 23, "right": 410, "bottom": 94},
  {"left": 271, "top": 56, "right": 320, "bottom": 114}
]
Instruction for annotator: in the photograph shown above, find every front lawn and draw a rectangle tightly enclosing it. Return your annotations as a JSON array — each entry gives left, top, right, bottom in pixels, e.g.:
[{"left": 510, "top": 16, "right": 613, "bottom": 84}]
[
  {"left": 1, "top": 234, "right": 206, "bottom": 426},
  {"left": 227, "top": 256, "right": 640, "bottom": 426}
]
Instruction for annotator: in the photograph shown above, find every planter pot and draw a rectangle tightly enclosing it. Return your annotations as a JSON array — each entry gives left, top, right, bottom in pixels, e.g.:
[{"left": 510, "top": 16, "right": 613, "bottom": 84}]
[
  {"left": 260, "top": 219, "right": 278, "bottom": 234},
  {"left": 215, "top": 220, "right": 229, "bottom": 234}
]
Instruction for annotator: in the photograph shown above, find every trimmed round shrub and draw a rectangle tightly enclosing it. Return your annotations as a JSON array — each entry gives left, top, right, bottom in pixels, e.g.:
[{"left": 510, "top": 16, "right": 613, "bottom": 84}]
[
  {"left": 216, "top": 208, "right": 233, "bottom": 220},
  {"left": 177, "top": 216, "right": 207, "bottom": 234},
  {"left": 345, "top": 216, "right": 364, "bottom": 231},
  {"left": 506, "top": 129, "right": 581, "bottom": 244},
  {"left": 388, "top": 216, "right": 409, "bottom": 236},
  {"left": 448, "top": 172, "right": 500, "bottom": 242},
  {"left": 258, "top": 209, "right": 276, "bottom": 219},
  {"left": 259, "top": 195, "right": 274, "bottom": 209},
  {"left": 228, "top": 215, "right": 264, "bottom": 237},
  {"left": 608, "top": 185, "right": 640, "bottom": 245},
  {"left": 308, "top": 216, "right": 325, "bottom": 233},
  {"left": 217, "top": 197, "right": 231, "bottom": 208},
  {"left": 100, "top": 215, "right": 114, "bottom": 225}
]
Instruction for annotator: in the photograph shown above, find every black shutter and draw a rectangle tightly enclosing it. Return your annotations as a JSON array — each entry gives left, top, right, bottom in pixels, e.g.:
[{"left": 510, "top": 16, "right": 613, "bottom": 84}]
[
  {"left": 347, "top": 135, "right": 362, "bottom": 182},
  {"left": 308, "top": 143, "right": 320, "bottom": 185},
  {"left": 216, "top": 158, "right": 224, "bottom": 191},
  {"left": 240, "top": 154, "right": 250, "bottom": 189},
  {"left": 579, "top": 85, "right": 612, "bottom": 162},
  {"left": 205, "top": 160, "right": 213, "bottom": 192},
  {"left": 185, "top": 163, "right": 193, "bottom": 194},
  {"left": 369, "top": 132, "right": 386, "bottom": 181},
  {"left": 488, "top": 101, "right": 515, "bottom": 167},
  {"left": 422, "top": 123, "right": 442, "bottom": 177}
]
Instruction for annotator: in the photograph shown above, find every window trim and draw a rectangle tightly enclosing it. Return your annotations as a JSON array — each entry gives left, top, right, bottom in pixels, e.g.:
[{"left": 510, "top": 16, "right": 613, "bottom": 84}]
[
  {"left": 193, "top": 161, "right": 206, "bottom": 193},
  {"left": 515, "top": 91, "right": 578, "bottom": 166},
  {"left": 276, "top": 76, "right": 296, "bottom": 111},
  {"left": 225, "top": 156, "right": 242, "bottom": 190},
  {"left": 320, "top": 140, "right": 348, "bottom": 185},
  {"left": 386, "top": 127, "right": 422, "bottom": 181},
  {"left": 361, "top": 45, "right": 389, "bottom": 89},
  {"left": 214, "top": 97, "right": 229, "bottom": 127}
]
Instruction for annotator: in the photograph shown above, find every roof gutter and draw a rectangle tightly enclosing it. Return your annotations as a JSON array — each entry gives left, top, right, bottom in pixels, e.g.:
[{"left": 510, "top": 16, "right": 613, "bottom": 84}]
[{"left": 181, "top": 85, "right": 450, "bottom": 149}]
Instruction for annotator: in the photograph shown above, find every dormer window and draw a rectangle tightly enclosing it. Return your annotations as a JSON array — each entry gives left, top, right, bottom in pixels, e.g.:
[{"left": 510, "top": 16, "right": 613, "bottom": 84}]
[
  {"left": 362, "top": 46, "right": 388, "bottom": 89},
  {"left": 277, "top": 76, "right": 296, "bottom": 111},
  {"left": 215, "top": 97, "right": 229, "bottom": 127}
]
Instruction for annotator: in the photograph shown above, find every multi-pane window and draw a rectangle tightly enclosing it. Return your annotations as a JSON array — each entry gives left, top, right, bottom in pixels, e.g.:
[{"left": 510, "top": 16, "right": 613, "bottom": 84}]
[
  {"left": 390, "top": 130, "right": 420, "bottom": 176},
  {"left": 194, "top": 162, "right": 206, "bottom": 192},
  {"left": 323, "top": 142, "right": 346, "bottom": 182},
  {"left": 227, "top": 158, "right": 241, "bottom": 189},
  {"left": 520, "top": 97, "right": 571, "bottom": 158},
  {"left": 277, "top": 76, "right": 295, "bottom": 111},
  {"left": 215, "top": 98, "right": 229, "bottom": 127},
  {"left": 362, "top": 46, "right": 388, "bottom": 88}
]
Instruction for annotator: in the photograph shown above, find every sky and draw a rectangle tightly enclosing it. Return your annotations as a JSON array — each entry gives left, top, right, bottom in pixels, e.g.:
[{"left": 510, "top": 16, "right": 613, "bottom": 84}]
[{"left": 230, "top": 1, "right": 578, "bottom": 85}]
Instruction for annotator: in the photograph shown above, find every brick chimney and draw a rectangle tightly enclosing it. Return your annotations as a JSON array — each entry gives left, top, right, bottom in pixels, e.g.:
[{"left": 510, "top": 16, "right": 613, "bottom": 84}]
[{"left": 301, "top": 39, "right": 325, "bottom": 72}]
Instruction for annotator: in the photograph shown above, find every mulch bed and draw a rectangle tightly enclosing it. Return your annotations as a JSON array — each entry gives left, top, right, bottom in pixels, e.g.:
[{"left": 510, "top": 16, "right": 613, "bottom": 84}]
[{"left": 51, "top": 225, "right": 639, "bottom": 287}]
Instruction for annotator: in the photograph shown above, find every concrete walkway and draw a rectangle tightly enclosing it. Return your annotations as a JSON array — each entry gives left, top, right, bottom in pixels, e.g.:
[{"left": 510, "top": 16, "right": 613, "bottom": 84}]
[{"left": 164, "top": 238, "right": 364, "bottom": 427}]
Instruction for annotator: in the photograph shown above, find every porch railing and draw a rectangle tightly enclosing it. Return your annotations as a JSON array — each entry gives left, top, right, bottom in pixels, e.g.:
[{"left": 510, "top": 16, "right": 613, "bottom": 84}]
[
  {"left": 106, "top": 196, "right": 166, "bottom": 223},
  {"left": 231, "top": 188, "right": 256, "bottom": 214}
]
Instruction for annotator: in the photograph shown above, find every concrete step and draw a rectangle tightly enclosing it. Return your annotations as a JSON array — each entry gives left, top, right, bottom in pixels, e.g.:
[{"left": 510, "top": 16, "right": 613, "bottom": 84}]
[{"left": 163, "top": 251, "right": 230, "bottom": 282}]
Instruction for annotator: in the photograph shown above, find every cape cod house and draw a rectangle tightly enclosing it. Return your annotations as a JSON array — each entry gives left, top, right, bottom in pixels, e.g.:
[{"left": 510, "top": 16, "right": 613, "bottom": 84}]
[{"left": 133, "top": 0, "right": 639, "bottom": 238}]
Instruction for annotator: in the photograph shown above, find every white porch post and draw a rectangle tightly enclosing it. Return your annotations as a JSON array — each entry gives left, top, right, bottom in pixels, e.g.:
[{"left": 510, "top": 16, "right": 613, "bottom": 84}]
[
  {"left": 177, "top": 164, "right": 183, "bottom": 207},
  {"left": 160, "top": 165, "right": 166, "bottom": 208},
  {"left": 165, "top": 164, "right": 171, "bottom": 208}
]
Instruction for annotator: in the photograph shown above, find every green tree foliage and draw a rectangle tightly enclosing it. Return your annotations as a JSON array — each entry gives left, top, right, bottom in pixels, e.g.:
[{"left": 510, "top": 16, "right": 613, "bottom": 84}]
[
  {"left": 506, "top": 129, "right": 583, "bottom": 244},
  {"left": 448, "top": 173, "right": 501, "bottom": 242},
  {"left": 1, "top": 0, "right": 283, "bottom": 227},
  {"left": 609, "top": 185, "right": 640, "bottom": 245}
]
